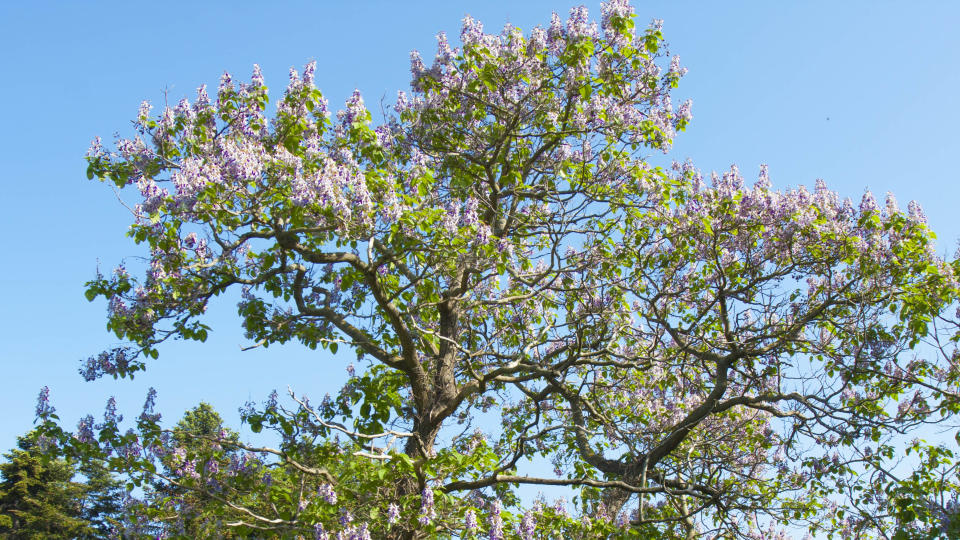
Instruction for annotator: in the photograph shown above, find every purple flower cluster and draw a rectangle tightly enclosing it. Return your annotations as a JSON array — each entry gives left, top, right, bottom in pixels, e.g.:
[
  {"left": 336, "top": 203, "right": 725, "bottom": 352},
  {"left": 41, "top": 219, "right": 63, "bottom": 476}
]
[
  {"left": 518, "top": 511, "right": 536, "bottom": 539},
  {"left": 318, "top": 483, "right": 338, "bottom": 504},
  {"left": 79, "top": 347, "right": 137, "bottom": 382},
  {"left": 138, "top": 387, "right": 161, "bottom": 423},
  {"left": 338, "top": 89, "right": 367, "bottom": 127},
  {"left": 488, "top": 500, "right": 504, "bottom": 540},
  {"left": 386, "top": 503, "right": 400, "bottom": 525},
  {"left": 464, "top": 508, "right": 478, "bottom": 533},
  {"left": 75, "top": 414, "right": 96, "bottom": 444},
  {"left": 101, "top": 396, "right": 123, "bottom": 426},
  {"left": 34, "top": 386, "right": 55, "bottom": 418},
  {"left": 601, "top": 0, "right": 635, "bottom": 36},
  {"left": 419, "top": 488, "right": 437, "bottom": 525}
]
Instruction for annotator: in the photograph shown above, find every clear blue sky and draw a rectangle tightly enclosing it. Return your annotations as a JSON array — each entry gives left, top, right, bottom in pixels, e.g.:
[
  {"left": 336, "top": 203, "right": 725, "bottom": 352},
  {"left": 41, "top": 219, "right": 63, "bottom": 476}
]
[{"left": 2, "top": 0, "right": 959, "bottom": 462}]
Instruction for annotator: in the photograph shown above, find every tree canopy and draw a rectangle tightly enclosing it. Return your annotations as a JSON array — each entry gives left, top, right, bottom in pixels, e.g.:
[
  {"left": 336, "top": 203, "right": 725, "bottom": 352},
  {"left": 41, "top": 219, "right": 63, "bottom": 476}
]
[
  {"left": 0, "top": 428, "right": 124, "bottom": 539},
  {"left": 34, "top": 0, "right": 960, "bottom": 538},
  {"left": 128, "top": 403, "right": 245, "bottom": 538}
]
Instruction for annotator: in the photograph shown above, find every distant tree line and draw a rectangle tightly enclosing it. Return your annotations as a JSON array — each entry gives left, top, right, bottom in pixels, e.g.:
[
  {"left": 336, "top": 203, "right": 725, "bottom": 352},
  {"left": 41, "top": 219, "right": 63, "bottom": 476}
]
[{"left": 1, "top": 403, "right": 232, "bottom": 538}]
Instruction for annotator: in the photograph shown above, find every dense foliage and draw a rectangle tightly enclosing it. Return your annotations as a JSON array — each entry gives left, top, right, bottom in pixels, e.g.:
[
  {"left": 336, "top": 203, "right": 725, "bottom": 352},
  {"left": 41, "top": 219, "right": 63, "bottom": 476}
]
[
  {"left": 0, "top": 429, "right": 124, "bottom": 539},
  {"left": 29, "top": 0, "right": 960, "bottom": 538},
  {"left": 133, "top": 403, "right": 245, "bottom": 538}
]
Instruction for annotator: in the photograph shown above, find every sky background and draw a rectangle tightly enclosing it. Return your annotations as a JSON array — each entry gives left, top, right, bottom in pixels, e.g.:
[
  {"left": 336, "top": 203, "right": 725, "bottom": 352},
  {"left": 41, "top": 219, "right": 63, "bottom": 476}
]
[{"left": 1, "top": 0, "right": 959, "bottom": 504}]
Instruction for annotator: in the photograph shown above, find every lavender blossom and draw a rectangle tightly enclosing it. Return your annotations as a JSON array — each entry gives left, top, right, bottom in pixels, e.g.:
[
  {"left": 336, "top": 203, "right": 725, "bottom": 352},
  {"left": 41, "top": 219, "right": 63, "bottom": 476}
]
[
  {"left": 419, "top": 488, "right": 437, "bottom": 525},
  {"left": 35, "top": 386, "right": 55, "bottom": 418},
  {"left": 101, "top": 396, "right": 123, "bottom": 426},
  {"left": 76, "top": 415, "right": 95, "bottom": 444},
  {"left": 318, "top": 483, "right": 338, "bottom": 504},
  {"left": 488, "top": 500, "right": 504, "bottom": 540},
  {"left": 387, "top": 503, "right": 400, "bottom": 525},
  {"left": 139, "top": 387, "right": 161, "bottom": 423},
  {"left": 464, "top": 508, "right": 478, "bottom": 533},
  {"left": 518, "top": 511, "right": 536, "bottom": 539}
]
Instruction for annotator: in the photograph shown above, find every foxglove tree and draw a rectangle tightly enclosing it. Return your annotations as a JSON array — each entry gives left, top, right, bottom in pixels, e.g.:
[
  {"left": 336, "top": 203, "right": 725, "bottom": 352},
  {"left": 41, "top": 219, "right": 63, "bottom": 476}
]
[{"left": 44, "top": 0, "right": 960, "bottom": 538}]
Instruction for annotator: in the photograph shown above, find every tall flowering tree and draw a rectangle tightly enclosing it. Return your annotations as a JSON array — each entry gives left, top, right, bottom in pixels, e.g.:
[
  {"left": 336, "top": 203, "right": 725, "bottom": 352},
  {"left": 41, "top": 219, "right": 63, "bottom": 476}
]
[{"left": 46, "top": 0, "right": 960, "bottom": 538}]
